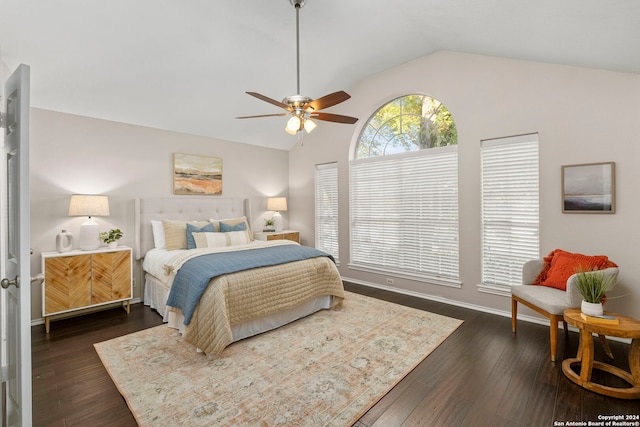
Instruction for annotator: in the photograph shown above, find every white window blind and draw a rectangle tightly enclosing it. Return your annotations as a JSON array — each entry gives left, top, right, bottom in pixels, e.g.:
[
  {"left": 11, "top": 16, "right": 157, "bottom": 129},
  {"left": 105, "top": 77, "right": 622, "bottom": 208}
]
[
  {"left": 481, "top": 134, "right": 539, "bottom": 291},
  {"left": 315, "top": 162, "right": 339, "bottom": 260},
  {"left": 350, "top": 146, "right": 459, "bottom": 284}
]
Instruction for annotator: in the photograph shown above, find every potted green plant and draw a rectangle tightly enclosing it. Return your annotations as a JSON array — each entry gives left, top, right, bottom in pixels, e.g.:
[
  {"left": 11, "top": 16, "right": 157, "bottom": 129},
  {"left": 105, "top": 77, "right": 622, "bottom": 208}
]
[
  {"left": 263, "top": 218, "right": 275, "bottom": 232},
  {"left": 574, "top": 268, "right": 616, "bottom": 316},
  {"left": 100, "top": 228, "right": 123, "bottom": 249}
]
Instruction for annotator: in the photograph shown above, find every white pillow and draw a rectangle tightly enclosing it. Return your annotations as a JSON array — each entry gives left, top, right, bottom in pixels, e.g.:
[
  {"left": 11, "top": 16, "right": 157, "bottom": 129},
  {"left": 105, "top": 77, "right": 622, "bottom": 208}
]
[
  {"left": 226, "top": 230, "right": 251, "bottom": 246},
  {"left": 150, "top": 220, "right": 165, "bottom": 249},
  {"left": 193, "top": 232, "right": 227, "bottom": 248},
  {"left": 193, "top": 231, "right": 250, "bottom": 248}
]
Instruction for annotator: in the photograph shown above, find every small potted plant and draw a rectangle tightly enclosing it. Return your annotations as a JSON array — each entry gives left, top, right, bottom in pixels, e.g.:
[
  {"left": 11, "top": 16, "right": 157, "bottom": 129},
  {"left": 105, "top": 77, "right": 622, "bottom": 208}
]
[
  {"left": 100, "top": 228, "right": 123, "bottom": 249},
  {"left": 263, "top": 218, "right": 275, "bottom": 232},
  {"left": 574, "top": 267, "right": 616, "bottom": 316}
]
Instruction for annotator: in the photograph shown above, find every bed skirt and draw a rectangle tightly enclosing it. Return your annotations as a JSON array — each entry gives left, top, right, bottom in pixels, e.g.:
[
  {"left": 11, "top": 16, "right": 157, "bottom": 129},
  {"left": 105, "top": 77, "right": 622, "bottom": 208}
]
[{"left": 143, "top": 272, "right": 333, "bottom": 341}]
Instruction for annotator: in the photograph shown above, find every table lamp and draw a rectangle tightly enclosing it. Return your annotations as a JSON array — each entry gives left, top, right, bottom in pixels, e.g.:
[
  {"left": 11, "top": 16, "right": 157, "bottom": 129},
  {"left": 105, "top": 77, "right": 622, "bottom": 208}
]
[
  {"left": 68, "top": 194, "right": 110, "bottom": 250},
  {"left": 266, "top": 197, "right": 287, "bottom": 232}
]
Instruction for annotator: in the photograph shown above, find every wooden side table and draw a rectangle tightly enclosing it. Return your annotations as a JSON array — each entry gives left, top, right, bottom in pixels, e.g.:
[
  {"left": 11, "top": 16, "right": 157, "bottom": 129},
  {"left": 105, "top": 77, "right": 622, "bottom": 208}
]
[
  {"left": 253, "top": 230, "right": 300, "bottom": 244},
  {"left": 562, "top": 308, "right": 640, "bottom": 399},
  {"left": 42, "top": 246, "right": 133, "bottom": 333}
]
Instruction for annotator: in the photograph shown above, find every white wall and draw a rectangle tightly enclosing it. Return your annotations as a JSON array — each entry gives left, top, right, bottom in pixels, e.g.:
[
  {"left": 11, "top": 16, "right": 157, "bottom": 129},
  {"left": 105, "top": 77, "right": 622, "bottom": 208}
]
[
  {"left": 29, "top": 108, "right": 290, "bottom": 321},
  {"left": 29, "top": 51, "right": 640, "bottom": 324},
  {"left": 290, "top": 52, "right": 640, "bottom": 320}
]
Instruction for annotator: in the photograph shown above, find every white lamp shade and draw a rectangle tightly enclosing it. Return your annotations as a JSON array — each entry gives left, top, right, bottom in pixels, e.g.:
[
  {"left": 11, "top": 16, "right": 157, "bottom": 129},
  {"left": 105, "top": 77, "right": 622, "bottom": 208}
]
[
  {"left": 68, "top": 194, "right": 110, "bottom": 217},
  {"left": 304, "top": 118, "right": 317, "bottom": 133},
  {"left": 286, "top": 116, "right": 301, "bottom": 134},
  {"left": 266, "top": 197, "right": 287, "bottom": 212}
]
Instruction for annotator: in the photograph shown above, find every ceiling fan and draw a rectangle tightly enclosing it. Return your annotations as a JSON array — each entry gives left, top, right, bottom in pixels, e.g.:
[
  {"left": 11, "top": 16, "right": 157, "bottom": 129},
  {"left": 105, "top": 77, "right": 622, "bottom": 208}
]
[{"left": 236, "top": 0, "right": 358, "bottom": 135}]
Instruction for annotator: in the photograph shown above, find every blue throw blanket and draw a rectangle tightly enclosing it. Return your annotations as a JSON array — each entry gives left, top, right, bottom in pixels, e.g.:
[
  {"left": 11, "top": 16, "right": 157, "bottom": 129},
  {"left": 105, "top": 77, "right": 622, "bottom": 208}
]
[{"left": 166, "top": 245, "right": 334, "bottom": 325}]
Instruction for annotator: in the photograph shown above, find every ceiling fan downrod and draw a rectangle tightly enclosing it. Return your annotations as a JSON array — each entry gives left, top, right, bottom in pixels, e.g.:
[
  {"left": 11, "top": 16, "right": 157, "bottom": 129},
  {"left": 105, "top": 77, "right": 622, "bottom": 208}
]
[{"left": 291, "top": 0, "right": 304, "bottom": 96}]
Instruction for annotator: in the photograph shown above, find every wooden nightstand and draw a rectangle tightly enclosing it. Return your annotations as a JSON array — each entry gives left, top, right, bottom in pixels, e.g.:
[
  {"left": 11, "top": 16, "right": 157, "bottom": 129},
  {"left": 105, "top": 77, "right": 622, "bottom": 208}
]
[
  {"left": 253, "top": 230, "right": 300, "bottom": 244},
  {"left": 41, "top": 246, "right": 133, "bottom": 333}
]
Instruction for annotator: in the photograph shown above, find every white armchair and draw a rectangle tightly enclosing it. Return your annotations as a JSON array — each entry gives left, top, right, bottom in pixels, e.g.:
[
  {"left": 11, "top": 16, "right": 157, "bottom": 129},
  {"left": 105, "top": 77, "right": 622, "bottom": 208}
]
[{"left": 511, "top": 259, "right": 619, "bottom": 362}]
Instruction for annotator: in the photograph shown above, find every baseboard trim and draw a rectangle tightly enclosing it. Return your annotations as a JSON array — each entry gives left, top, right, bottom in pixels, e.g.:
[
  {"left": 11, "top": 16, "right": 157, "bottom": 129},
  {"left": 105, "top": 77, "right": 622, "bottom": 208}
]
[{"left": 342, "top": 277, "right": 631, "bottom": 345}]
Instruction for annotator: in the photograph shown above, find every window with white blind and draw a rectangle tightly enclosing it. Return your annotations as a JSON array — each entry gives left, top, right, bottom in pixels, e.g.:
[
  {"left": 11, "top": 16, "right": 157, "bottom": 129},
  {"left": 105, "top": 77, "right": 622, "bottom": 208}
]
[
  {"left": 315, "top": 162, "right": 339, "bottom": 260},
  {"left": 350, "top": 94, "right": 459, "bottom": 286},
  {"left": 481, "top": 134, "right": 540, "bottom": 293},
  {"left": 350, "top": 148, "right": 459, "bottom": 284}
]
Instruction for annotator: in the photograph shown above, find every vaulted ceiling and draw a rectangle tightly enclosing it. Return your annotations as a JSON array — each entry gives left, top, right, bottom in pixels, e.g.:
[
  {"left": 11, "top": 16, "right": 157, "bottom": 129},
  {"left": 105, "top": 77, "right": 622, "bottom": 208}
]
[{"left": 1, "top": 0, "right": 639, "bottom": 150}]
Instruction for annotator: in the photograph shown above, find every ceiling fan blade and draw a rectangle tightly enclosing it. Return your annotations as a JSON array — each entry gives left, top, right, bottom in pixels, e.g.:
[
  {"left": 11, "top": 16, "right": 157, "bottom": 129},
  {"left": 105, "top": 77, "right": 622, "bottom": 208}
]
[
  {"left": 236, "top": 113, "right": 288, "bottom": 119},
  {"left": 246, "top": 92, "right": 291, "bottom": 110},
  {"left": 305, "top": 91, "right": 351, "bottom": 112},
  {"left": 311, "top": 112, "right": 359, "bottom": 124}
]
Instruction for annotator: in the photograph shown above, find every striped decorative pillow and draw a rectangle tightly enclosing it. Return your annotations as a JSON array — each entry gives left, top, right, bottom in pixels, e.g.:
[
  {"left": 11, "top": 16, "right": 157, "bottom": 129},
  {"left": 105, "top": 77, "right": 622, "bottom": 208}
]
[{"left": 192, "top": 231, "right": 250, "bottom": 248}]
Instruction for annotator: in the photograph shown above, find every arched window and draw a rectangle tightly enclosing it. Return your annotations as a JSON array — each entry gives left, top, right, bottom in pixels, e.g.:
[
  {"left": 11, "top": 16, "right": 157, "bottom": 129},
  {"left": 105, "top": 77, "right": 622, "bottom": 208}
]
[
  {"left": 350, "top": 95, "right": 460, "bottom": 285},
  {"left": 356, "top": 94, "right": 457, "bottom": 159}
]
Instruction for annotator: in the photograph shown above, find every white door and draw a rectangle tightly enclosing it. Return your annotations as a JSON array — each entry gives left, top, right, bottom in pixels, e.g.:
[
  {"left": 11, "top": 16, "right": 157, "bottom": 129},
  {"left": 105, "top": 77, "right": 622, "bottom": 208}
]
[{"left": 1, "top": 64, "right": 32, "bottom": 427}]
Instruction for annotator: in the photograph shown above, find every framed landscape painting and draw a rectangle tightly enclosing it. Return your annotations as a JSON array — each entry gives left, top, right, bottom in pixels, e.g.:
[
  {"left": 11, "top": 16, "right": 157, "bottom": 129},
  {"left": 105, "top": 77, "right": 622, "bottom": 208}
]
[
  {"left": 173, "top": 153, "right": 223, "bottom": 195},
  {"left": 562, "top": 162, "right": 615, "bottom": 213}
]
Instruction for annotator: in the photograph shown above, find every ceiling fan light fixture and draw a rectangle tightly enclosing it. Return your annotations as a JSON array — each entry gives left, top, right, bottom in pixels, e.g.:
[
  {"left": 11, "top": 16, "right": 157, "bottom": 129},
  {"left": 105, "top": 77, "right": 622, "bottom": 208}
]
[
  {"left": 304, "top": 118, "right": 317, "bottom": 133},
  {"left": 284, "top": 126, "right": 298, "bottom": 135},
  {"left": 286, "top": 115, "right": 301, "bottom": 134}
]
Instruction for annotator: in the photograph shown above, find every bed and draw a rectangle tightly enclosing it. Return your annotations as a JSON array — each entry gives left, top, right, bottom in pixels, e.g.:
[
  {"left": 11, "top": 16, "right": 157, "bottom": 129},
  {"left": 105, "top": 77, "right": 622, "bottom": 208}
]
[{"left": 134, "top": 197, "right": 344, "bottom": 357}]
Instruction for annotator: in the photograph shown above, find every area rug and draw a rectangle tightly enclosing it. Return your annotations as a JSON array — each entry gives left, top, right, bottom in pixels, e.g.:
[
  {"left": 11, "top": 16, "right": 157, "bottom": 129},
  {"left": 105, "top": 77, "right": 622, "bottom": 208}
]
[{"left": 94, "top": 291, "right": 462, "bottom": 426}]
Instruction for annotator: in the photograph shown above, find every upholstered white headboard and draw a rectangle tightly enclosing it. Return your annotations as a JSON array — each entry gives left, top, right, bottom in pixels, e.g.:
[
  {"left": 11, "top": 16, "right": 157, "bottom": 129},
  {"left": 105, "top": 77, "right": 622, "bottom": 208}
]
[{"left": 134, "top": 197, "right": 250, "bottom": 260}]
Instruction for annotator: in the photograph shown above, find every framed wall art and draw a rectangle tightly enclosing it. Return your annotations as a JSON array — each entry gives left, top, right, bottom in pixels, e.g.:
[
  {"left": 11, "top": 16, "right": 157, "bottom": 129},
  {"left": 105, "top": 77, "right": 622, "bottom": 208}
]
[
  {"left": 562, "top": 161, "right": 615, "bottom": 213},
  {"left": 173, "top": 153, "right": 223, "bottom": 195}
]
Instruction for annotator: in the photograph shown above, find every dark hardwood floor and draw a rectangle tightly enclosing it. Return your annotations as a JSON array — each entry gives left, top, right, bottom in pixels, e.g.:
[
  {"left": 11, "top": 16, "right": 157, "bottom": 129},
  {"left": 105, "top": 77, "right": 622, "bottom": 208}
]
[{"left": 32, "top": 283, "right": 639, "bottom": 426}]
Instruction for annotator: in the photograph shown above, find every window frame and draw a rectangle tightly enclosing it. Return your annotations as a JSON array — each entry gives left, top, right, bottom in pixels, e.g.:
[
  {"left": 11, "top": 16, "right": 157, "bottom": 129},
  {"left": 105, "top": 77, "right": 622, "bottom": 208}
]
[
  {"left": 314, "top": 162, "right": 340, "bottom": 262},
  {"left": 479, "top": 133, "right": 540, "bottom": 295}
]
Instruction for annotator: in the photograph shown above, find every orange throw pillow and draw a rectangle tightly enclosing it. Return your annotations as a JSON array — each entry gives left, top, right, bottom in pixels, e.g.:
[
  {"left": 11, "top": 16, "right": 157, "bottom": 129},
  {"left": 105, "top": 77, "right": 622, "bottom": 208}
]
[
  {"left": 537, "top": 249, "right": 615, "bottom": 291},
  {"left": 532, "top": 250, "right": 558, "bottom": 286}
]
